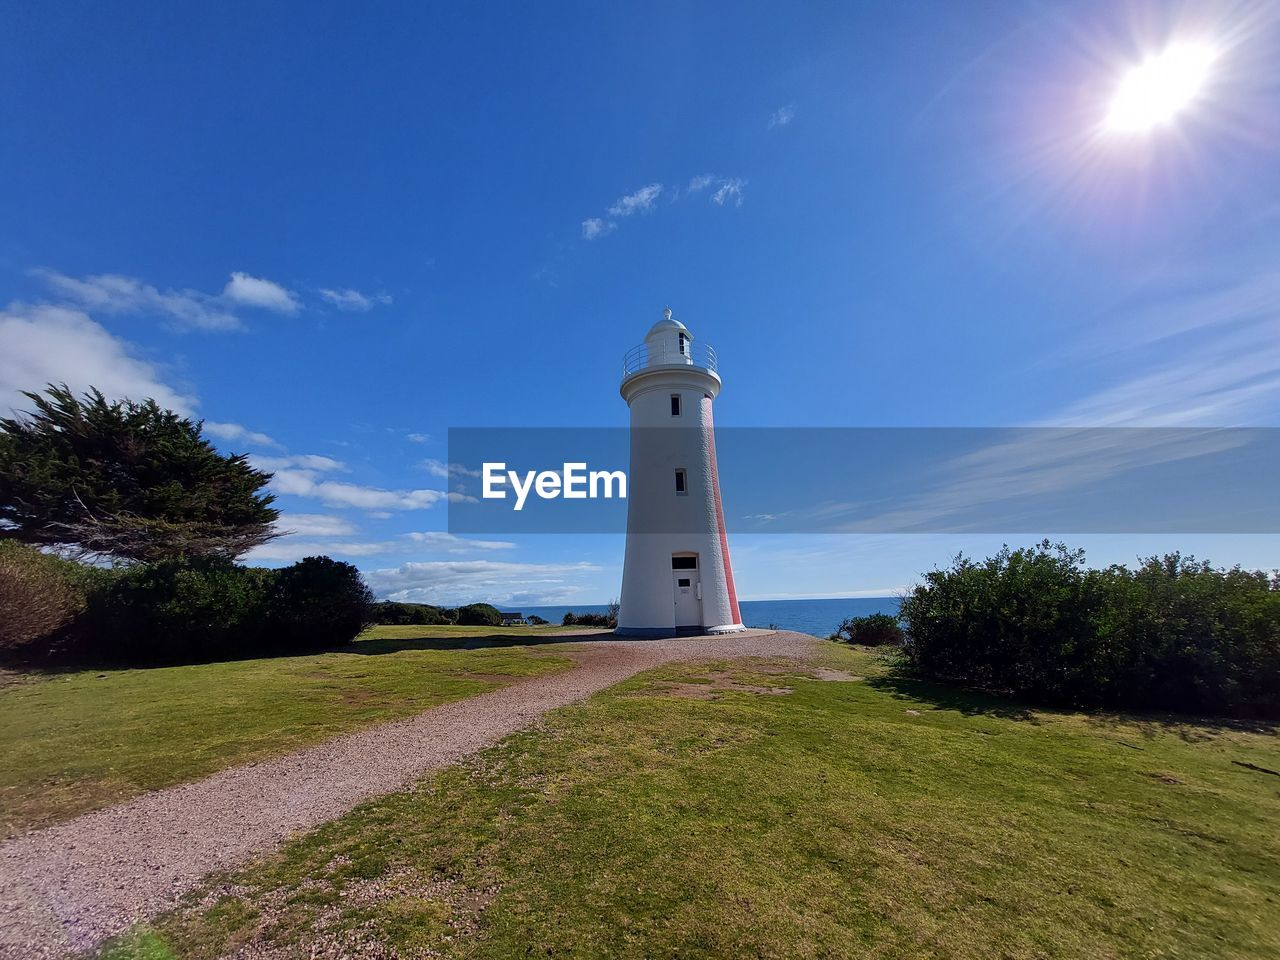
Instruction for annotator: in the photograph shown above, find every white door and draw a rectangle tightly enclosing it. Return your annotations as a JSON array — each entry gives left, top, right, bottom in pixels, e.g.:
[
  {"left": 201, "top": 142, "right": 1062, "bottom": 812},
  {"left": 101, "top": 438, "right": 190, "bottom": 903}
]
[{"left": 673, "top": 568, "right": 701, "bottom": 628}]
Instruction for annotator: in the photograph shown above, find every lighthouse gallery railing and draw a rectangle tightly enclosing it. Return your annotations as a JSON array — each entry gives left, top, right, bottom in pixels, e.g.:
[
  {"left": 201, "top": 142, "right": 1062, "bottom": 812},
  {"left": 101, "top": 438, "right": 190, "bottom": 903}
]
[{"left": 621, "top": 341, "right": 718, "bottom": 378}]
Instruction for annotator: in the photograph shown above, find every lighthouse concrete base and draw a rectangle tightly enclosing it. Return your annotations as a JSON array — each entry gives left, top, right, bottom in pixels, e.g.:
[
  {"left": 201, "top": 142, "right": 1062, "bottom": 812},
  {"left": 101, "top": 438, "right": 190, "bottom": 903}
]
[{"left": 613, "top": 623, "right": 747, "bottom": 639}]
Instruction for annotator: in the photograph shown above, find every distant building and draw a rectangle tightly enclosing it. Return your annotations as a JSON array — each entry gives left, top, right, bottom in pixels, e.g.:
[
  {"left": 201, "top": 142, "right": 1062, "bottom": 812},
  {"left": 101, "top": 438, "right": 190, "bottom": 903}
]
[{"left": 499, "top": 611, "right": 526, "bottom": 625}]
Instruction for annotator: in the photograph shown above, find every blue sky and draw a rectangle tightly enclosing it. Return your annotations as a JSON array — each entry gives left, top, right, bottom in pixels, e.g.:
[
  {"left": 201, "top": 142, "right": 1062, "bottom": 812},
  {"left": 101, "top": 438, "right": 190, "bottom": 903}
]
[{"left": 3, "top": 1, "right": 1278, "bottom": 605}]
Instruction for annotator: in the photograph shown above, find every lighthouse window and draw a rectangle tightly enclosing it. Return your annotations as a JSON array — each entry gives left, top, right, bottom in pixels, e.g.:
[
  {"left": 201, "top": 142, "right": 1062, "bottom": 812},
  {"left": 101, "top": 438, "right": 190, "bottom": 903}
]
[
  {"left": 670, "top": 394, "right": 681, "bottom": 417},
  {"left": 678, "top": 333, "right": 687, "bottom": 355},
  {"left": 671, "top": 555, "right": 698, "bottom": 569},
  {"left": 674, "top": 469, "right": 687, "bottom": 494}
]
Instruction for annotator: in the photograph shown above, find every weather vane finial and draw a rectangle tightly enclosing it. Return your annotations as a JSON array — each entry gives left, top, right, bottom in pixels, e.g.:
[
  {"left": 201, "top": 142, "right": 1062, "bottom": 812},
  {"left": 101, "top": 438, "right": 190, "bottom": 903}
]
[{"left": 663, "top": 305, "right": 673, "bottom": 321}]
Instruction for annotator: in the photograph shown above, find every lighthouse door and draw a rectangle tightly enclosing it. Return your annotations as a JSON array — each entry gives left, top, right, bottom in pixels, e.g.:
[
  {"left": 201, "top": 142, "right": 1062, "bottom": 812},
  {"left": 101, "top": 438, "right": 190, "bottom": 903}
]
[{"left": 671, "top": 554, "right": 701, "bottom": 629}]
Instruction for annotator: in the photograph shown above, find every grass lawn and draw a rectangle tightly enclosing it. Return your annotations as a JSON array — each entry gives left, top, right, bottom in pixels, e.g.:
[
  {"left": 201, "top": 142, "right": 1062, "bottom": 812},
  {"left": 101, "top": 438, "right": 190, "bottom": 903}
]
[
  {"left": 0, "top": 625, "right": 585, "bottom": 838},
  {"left": 103, "top": 645, "right": 1280, "bottom": 960}
]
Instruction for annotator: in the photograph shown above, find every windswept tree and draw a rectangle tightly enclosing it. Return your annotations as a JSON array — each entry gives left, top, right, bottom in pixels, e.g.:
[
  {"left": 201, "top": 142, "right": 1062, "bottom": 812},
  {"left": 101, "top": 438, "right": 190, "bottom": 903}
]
[{"left": 0, "top": 385, "right": 279, "bottom": 563}]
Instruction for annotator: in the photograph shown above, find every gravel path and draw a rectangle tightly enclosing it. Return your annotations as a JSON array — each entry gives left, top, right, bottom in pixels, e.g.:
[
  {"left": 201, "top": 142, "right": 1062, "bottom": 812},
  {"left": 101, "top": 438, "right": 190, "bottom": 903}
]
[{"left": 0, "top": 630, "right": 817, "bottom": 958}]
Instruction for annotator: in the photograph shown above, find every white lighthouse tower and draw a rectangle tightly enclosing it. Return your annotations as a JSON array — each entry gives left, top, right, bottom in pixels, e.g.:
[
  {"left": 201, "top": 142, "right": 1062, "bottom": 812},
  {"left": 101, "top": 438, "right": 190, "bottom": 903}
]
[{"left": 615, "top": 308, "right": 745, "bottom": 636}]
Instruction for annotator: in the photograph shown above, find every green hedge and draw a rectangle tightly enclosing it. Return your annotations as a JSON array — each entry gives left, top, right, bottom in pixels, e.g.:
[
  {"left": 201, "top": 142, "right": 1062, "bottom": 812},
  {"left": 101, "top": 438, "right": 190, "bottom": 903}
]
[
  {"left": 899, "top": 542, "right": 1280, "bottom": 718},
  {"left": 829, "top": 612, "right": 903, "bottom": 646},
  {"left": 0, "top": 550, "right": 374, "bottom": 664},
  {"left": 455, "top": 602, "right": 502, "bottom": 626},
  {"left": 371, "top": 601, "right": 450, "bottom": 625}
]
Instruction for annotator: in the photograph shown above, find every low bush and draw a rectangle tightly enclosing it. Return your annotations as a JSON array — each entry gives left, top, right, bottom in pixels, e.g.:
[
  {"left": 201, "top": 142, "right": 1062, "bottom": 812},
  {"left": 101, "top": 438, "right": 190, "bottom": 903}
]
[
  {"left": 87, "top": 555, "right": 372, "bottom": 663},
  {"left": 0, "top": 542, "right": 114, "bottom": 655},
  {"left": 455, "top": 602, "right": 502, "bottom": 626},
  {"left": 371, "top": 601, "right": 448, "bottom": 625},
  {"left": 526, "top": 614, "right": 549, "bottom": 625},
  {"left": 562, "top": 611, "right": 614, "bottom": 628},
  {"left": 829, "top": 612, "right": 903, "bottom": 646},
  {"left": 267, "top": 556, "right": 374, "bottom": 649},
  {"left": 89, "top": 558, "right": 271, "bottom": 661},
  {"left": 899, "top": 541, "right": 1280, "bottom": 717}
]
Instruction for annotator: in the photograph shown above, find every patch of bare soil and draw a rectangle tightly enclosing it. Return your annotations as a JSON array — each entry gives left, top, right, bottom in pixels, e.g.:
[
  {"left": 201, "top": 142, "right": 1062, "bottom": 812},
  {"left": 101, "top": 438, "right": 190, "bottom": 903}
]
[
  {"left": 649, "top": 669, "right": 794, "bottom": 700},
  {"left": 808, "top": 668, "right": 862, "bottom": 682}
]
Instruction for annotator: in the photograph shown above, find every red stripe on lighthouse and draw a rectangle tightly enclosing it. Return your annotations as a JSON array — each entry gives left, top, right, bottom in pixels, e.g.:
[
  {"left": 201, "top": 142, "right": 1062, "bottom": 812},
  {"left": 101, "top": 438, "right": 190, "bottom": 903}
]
[{"left": 702, "top": 396, "right": 741, "bottom": 625}]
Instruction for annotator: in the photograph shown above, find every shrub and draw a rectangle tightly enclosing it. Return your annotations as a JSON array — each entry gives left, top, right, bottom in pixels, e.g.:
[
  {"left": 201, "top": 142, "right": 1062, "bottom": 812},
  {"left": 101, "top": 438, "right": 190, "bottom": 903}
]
[
  {"left": 899, "top": 541, "right": 1280, "bottom": 717},
  {"left": 455, "top": 602, "right": 502, "bottom": 626},
  {"left": 89, "top": 557, "right": 272, "bottom": 661},
  {"left": 87, "top": 555, "right": 373, "bottom": 662},
  {"left": 526, "top": 614, "right": 549, "bottom": 625},
  {"left": 829, "top": 612, "right": 903, "bottom": 646},
  {"left": 562, "top": 611, "right": 614, "bottom": 628},
  {"left": 267, "top": 556, "right": 375, "bottom": 648},
  {"left": 0, "top": 542, "right": 113, "bottom": 655},
  {"left": 371, "top": 601, "right": 448, "bottom": 625}
]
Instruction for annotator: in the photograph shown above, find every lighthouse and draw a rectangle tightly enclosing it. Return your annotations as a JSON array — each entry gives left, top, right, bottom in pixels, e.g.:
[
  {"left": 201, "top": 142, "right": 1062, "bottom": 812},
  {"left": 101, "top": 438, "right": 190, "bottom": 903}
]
[{"left": 615, "top": 308, "right": 745, "bottom": 636}]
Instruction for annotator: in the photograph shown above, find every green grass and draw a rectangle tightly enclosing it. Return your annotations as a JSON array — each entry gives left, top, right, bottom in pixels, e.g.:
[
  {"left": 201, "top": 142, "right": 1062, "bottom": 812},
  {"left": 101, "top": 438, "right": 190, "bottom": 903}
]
[
  {"left": 0, "top": 625, "right": 582, "bottom": 838},
  {"left": 103, "top": 645, "right": 1280, "bottom": 959}
]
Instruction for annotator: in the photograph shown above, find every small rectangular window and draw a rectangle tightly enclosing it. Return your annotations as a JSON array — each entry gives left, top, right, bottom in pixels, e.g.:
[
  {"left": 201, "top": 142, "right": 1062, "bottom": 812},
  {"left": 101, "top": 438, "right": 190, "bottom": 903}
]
[
  {"left": 678, "top": 333, "right": 687, "bottom": 355},
  {"left": 670, "top": 394, "right": 681, "bottom": 416},
  {"left": 677, "top": 578, "right": 691, "bottom": 587},
  {"left": 674, "top": 469, "right": 686, "bottom": 494},
  {"left": 671, "top": 555, "right": 698, "bottom": 570}
]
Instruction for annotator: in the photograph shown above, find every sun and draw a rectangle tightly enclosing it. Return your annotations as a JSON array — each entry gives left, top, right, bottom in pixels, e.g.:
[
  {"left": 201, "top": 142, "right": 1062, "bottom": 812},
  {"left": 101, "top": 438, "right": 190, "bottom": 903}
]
[{"left": 1104, "top": 41, "right": 1219, "bottom": 134}]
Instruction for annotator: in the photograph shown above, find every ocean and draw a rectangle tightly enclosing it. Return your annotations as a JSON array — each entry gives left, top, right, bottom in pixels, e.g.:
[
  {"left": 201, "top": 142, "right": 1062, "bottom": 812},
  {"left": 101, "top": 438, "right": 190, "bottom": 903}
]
[{"left": 521, "top": 596, "right": 902, "bottom": 639}]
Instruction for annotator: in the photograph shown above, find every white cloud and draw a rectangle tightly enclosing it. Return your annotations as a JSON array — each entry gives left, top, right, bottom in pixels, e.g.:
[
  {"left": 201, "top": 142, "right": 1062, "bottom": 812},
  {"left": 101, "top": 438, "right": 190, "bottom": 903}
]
[
  {"left": 0, "top": 302, "right": 196, "bottom": 416},
  {"left": 222, "top": 272, "right": 299, "bottom": 313},
  {"left": 249, "top": 454, "right": 346, "bottom": 473},
  {"left": 365, "top": 559, "right": 598, "bottom": 606},
  {"left": 608, "top": 183, "right": 663, "bottom": 217},
  {"left": 247, "top": 539, "right": 398, "bottom": 561},
  {"left": 33, "top": 268, "right": 299, "bottom": 330},
  {"left": 768, "top": 104, "right": 796, "bottom": 129},
  {"left": 204, "top": 421, "right": 280, "bottom": 448},
  {"left": 33, "top": 269, "right": 241, "bottom": 331},
  {"left": 278, "top": 513, "right": 359, "bottom": 536},
  {"left": 406, "top": 432, "right": 431, "bottom": 444},
  {"left": 318, "top": 288, "right": 392, "bottom": 312},
  {"left": 405, "top": 532, "right": 516, "bottom": 552},
  {"left": 687, "top": 174, "right": 715, "bottom": 192},
  {"left": 581, "top": 218, "right": 616, "bottom": 240},
  {"left": 420, "top": 458, "right": 482, "bottom": 479},
  {"left": 268, "top": 467, "right": 471, "bottom": 510},
  {"left": 712, "top": 178, "right": 746, "bottom": 207}
]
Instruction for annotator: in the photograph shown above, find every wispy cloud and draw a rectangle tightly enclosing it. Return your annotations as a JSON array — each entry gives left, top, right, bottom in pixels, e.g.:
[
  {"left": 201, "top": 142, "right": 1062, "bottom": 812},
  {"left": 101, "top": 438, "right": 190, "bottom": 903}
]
[
  {"left": 420, "top": 458, "right": 481, "bottom": 479},
  {"left": 406, "top": 432, "right": 431, "bottom": 444},
  {"left": 318, "top": 288, "right": 392, "bottom": 312},
  {"left": 365, "top": 559, "right": 598, "bottom": 606},
  {"left": 608, "top": 183, "right": 663, "bottom": 217},
  {"left": 277, "top": 513, "right": 359, "bottom": 537},
  {"left": 404, "top": 532, "right": 516, "bottom": 552},
  {"left": 582, "top": 176, "right": 745, "bottom": 241},
  {"left": 204, "top": 420, "right": 280, "bottom": 448},
  {"left": 0, "top": 302, "right": 197, "bottom": 415},
  {"left": 712, "top": 178, "right": 746, "bottom": 207},
  {"left": 249, "top": 454, "right": 346, "bottom": 473},
  {"left": 768, "top": 104, "right": 796, "bottom": 129},
  {"left": 32, "top": 268, "right": 298, "bottom": 331},
  {"left": 581, "top": 218, "right": 616, "bottom": 241},
  {"left": 222, "top": 272, "right": 298, "bottom": 313},
  {"left": 268, "top": 466, "right": 472, "bottom": 511}
]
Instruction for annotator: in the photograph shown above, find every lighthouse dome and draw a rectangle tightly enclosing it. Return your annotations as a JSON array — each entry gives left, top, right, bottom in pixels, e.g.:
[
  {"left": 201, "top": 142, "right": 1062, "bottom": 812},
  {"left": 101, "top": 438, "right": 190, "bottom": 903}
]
[{"left": 646, "top": 308, "right": 689, "bottom": 339}]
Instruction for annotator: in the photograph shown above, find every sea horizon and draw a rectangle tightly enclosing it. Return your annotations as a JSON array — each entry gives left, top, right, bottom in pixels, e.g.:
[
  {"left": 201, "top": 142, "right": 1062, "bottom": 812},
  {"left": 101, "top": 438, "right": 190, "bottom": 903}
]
[{"left": 520, "top": 596, "right": 902, "bottom": 638}]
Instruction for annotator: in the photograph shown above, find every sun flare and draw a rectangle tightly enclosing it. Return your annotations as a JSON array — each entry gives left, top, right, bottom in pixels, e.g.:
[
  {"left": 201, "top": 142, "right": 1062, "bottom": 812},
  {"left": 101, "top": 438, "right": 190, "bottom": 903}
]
[{"left": 1105, "top": 41, "right": 1219, "bottom": 134}]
